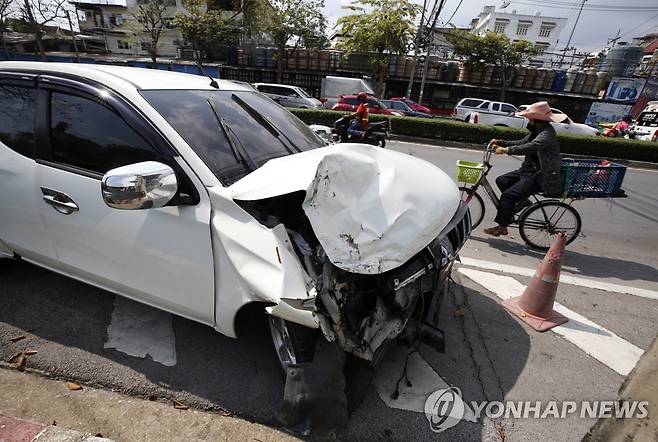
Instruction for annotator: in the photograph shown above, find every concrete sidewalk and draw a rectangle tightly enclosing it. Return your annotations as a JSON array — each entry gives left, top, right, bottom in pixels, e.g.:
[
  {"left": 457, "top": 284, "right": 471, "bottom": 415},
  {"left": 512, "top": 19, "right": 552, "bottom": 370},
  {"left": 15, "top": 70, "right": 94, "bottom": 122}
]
[
  {"left": 0, "top": 414, "right": 111, "bottom": 442},
  {"left": 0, "top": 367, "right": 297, "bottom": 442}
]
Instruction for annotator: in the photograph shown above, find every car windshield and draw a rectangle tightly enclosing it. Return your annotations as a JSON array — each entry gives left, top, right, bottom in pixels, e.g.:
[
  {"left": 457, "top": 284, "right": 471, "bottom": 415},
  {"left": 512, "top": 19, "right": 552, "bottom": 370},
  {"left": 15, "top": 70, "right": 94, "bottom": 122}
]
[
  {"left": 637, "top": 111, "right": 658, "bottom": 126},
  {"left": 297, "top": 88, "right": 312, "bottom": 98},
  {"left": 142, "top": 89, "right": 324, "bottom": 185}
]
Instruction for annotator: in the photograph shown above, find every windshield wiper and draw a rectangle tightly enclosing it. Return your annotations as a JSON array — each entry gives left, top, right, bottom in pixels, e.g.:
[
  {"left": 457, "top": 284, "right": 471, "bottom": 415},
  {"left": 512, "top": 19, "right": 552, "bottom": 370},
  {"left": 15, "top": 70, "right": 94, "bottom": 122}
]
[
  {"left": 206, "top": 99, "right": 258, "bottom": 173},
  {"left": 230, "top": 93, "right": 301, "bottom": 153}
]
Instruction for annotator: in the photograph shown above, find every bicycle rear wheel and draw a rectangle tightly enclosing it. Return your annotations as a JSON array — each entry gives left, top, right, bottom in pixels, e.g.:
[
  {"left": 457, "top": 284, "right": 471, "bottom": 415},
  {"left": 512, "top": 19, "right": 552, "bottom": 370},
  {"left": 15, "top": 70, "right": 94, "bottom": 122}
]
[
  {"left": 459, "top": 186, "right": 485, "bottom": 229},
  {"left": 518, "top": 201, "right": 581, "bottom": 250}
]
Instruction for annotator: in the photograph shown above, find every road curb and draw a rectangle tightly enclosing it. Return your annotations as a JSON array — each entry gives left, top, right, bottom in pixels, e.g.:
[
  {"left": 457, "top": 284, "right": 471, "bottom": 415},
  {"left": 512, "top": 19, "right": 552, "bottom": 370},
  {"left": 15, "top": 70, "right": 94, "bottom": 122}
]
[
  {"left": 0, "top": 414, "right": 112, "bottom": 442},
  {"left": 389, "top": 134, "right": 658, "bottom": 171}
]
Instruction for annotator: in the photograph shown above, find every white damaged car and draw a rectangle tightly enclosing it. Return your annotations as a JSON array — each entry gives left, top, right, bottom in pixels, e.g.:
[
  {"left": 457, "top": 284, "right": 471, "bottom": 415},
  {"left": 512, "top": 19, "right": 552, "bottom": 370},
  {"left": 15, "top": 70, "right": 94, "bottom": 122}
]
[{"left": 0, "top": 62, "right": 471, "bottom": 371}]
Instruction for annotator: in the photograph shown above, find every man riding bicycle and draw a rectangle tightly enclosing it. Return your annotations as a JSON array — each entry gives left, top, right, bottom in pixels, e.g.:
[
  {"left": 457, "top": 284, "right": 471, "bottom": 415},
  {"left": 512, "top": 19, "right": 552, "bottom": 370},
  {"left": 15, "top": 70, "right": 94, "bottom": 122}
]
[{"left": 484, "top": 101, "right": 566, "bottom": 237}]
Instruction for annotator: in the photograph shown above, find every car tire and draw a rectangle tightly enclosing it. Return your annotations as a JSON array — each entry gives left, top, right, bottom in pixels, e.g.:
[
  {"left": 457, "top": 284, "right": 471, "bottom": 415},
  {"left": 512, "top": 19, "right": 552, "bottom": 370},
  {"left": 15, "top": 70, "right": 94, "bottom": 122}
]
[{"left": 268, "top": 315, "right": 319, "bottom": 373}]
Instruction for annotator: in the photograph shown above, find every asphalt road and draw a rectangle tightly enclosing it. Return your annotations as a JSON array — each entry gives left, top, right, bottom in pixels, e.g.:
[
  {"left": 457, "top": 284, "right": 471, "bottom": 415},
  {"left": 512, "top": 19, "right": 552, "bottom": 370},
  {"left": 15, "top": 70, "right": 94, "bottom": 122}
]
[{"left": 1, "top": 141, "right": 657, "bottom": 441}]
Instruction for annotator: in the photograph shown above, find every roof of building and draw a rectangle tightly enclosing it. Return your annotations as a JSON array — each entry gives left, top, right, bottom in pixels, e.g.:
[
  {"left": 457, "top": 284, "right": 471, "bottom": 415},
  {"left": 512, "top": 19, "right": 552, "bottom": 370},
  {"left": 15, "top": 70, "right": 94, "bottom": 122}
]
[{"left": 0, "top": 61, "right": 249, "bottom": 91}]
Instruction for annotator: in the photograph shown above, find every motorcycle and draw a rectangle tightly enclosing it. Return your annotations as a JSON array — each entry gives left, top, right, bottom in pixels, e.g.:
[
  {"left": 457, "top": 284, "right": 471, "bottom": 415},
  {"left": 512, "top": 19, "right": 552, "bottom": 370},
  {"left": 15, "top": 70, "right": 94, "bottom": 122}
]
[{"left": 333, "top": 115, "right": 389, "bottom": 147}]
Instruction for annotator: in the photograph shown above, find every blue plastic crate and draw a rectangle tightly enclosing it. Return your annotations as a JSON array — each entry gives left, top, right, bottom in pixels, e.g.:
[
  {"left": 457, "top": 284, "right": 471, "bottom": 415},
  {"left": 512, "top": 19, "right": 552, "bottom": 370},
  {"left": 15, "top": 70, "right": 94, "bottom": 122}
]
[{"left": 561, "top": 159, "right": 626, "bottom": 197}]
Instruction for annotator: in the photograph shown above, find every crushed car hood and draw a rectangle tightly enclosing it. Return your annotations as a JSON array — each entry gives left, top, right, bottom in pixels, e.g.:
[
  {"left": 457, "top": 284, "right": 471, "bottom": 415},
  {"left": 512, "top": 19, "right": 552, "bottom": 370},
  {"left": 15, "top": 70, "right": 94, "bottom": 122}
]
[{"left": 229, "top": 144, "right": 460, "bottom": 274}]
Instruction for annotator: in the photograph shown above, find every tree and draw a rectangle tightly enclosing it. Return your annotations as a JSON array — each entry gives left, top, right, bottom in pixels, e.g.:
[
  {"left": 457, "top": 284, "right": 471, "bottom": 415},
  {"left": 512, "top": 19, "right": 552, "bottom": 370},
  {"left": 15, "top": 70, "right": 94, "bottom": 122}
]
[
  {"left": 20, "top": 0, "right": 69, "bottom": 60},
  {"left": 447, "top": 30, "right": 535, "bottom": 101},
  {"left": 266, "top": 0, "right": 326, "bottom": 83},
  {"left": 337, "top": 0, "right": 419, "bottom": 96},
  {"left": 133, "top": 0, "right": 169, "bottom": 67},
  {"left": 1, "top": 0, "right": 13, "bottom": 57},
  {"left": 173, "top": 0, "right": 242, "bottom": 60}
]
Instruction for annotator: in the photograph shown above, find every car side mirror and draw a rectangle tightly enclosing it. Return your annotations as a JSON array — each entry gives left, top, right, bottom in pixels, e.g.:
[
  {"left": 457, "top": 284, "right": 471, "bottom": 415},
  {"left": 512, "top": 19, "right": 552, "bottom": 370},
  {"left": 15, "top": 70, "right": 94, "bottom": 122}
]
[{"left": 101, "top": 161, "right": 178, "bottom": 210}]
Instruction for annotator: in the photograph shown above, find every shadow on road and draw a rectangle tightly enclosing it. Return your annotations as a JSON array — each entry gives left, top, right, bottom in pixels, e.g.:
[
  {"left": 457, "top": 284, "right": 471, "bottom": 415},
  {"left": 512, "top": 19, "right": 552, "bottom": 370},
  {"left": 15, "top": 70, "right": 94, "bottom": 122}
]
[
  {"left": 469, "top": 235, "right": 658, "bottom": 283},
  {"left": 0, "top": 259, "right": 532, "bottom": 440}
]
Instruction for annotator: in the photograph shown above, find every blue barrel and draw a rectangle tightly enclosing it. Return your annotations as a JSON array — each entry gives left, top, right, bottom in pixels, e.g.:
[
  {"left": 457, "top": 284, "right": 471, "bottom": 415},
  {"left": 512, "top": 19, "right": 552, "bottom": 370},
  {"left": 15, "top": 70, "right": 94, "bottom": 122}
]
[
  {"left": 225, "top": 46, "right": 238, "bottom": 65},
  {"left": 266, "top": 48, "right": 276, "bottom": 68},
  {"left": 552, "top": 70, "right": 567, "bottom": 92},
  {"left": 254, "top": 47, "right": 266, "bottom": 67}
]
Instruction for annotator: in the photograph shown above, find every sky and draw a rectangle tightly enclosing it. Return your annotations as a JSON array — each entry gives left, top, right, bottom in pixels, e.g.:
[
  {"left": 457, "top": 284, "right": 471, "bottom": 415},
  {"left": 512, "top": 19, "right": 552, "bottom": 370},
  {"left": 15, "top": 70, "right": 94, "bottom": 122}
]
[{"left": 324, "top": 0, "right": 658, "bottom": 52}]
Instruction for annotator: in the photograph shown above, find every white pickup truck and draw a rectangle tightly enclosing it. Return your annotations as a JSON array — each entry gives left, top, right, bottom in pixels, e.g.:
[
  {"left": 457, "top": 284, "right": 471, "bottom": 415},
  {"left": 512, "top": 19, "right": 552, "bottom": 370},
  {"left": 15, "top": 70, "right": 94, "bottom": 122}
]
[
  {"left": 453, "top": 98, "right": 527, "bottom": 128},
  {"left": 0, "top": 62, "right": 471, "bottom": 376}
]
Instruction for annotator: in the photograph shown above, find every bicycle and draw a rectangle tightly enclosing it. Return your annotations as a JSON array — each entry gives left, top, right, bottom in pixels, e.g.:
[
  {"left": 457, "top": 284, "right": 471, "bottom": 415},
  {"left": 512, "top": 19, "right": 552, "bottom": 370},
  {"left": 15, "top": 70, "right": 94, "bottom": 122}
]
[{"left": 457, "top": 143, "right": 627, "bottom": 250}]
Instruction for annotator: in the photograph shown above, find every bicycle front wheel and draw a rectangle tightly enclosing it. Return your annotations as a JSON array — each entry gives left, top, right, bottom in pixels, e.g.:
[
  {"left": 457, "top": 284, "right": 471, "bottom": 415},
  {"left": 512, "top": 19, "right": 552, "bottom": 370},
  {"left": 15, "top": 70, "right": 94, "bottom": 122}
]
[
  {"left": 459, "top": 186, "right": 485, "bottom": 229},
  {"left": 518, "top": 201, "right": 582, "bottom": 250}
]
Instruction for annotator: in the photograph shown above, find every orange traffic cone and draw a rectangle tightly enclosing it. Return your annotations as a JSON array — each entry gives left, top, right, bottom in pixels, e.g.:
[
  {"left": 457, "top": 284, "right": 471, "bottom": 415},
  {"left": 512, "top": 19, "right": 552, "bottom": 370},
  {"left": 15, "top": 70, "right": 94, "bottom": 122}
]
[{"left": 501, "top": 233, "right": 569, "bottom": 332}]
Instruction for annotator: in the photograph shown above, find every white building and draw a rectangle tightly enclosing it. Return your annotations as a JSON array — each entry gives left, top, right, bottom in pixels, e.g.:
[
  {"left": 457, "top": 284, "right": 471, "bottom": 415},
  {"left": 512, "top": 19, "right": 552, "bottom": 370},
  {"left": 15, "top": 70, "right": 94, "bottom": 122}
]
[{"left": 470, "top": 5, "right": 568, "bottom": 66}]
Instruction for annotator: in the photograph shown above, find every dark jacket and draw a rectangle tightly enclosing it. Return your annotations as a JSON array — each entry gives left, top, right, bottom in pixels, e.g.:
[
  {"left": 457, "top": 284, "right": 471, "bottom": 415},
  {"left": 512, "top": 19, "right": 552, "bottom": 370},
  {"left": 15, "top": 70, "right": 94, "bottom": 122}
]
[{"left": 498, "top": 123, "right": 562, "bottom": 194}]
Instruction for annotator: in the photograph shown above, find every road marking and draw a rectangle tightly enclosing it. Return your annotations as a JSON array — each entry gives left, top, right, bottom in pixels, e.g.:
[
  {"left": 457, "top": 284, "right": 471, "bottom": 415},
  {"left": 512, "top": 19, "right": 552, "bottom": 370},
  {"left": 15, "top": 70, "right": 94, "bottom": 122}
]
[
  {"left": 104, "top": 297, "right": 177, "bottom": 366},
  {"left": 458, "top": 268, "right": 644, "bottom": 376},
  {"left": 373, "top": 344, "right": 477, "bottom": 422},
  {"left": 459, "top": 257, "right": 658, "bottom": 301}
]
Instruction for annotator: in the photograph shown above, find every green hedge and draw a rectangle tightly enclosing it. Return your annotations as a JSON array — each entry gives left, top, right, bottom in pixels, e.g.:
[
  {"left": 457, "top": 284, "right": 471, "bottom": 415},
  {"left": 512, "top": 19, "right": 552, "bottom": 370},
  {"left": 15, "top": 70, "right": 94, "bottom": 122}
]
[{"left": 291, "top": 109, "right": 658, "bottom": 163}]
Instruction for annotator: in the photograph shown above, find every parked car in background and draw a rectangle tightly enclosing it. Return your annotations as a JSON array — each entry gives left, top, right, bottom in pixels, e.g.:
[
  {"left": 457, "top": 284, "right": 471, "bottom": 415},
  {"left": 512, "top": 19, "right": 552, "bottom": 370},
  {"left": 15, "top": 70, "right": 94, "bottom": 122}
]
[
  {"left": 332, "top": 95, "right": 404, "bottom": 116},
  {"left": 454, "top": 98, "right": 526, "bottom": 128},
  {"left": 630, "top": 102, "right": 658, "bottom": 142},
  {"left": 519, "top": 105, "right": 599, "bottom": 137},
  {"left": 389, "top": 97, "right": 431, "bottom": 114},
  {"left": 380, "top": 99, "right": 434, "bottom": 118},
  {"left": 254, "top": 83, "right": 323, "bottom": 109}
]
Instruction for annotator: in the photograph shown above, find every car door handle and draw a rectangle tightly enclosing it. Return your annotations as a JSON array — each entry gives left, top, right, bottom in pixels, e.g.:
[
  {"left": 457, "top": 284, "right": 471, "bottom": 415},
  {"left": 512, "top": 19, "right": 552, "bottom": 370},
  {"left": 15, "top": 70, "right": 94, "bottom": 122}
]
[{"left": 41, "top": 187, "right": 79, "bottom": 215}]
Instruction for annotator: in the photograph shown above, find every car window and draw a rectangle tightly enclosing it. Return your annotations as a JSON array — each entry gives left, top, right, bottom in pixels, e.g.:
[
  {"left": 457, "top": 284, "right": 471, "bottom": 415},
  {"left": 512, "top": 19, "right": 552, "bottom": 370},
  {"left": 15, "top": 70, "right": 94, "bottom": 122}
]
[
  {"left": 460, "top": 99, "right": 484, "bottom": 108},
  {"left": 297, "top": 88, "right": 312, "bottom": 98},
  {"left": 477, "top": 101, "right": 490, "bottom": 109},
  {"left": 50, "top": 92, "right": 161, "bottom": 175},
  {"left": 142, "top": 90, "right": 324, "bottom": 185},
  {"left": 500, "top": 104, "right": 517, "bottom": 113},
  {"left": 492, "top": 103, "right": 500, "bottom": 112},
  {"left": 637, "top": 112, "right": 658, "bottom": 126},
  {"left": 367, "top": 99, "right": 381, "bottom": 108},
  {"left": 343, "top": 97, "right": 359, "bottom": 105},
  {"left": 0, "top": 85, "right": 36, "bottom": 158}
]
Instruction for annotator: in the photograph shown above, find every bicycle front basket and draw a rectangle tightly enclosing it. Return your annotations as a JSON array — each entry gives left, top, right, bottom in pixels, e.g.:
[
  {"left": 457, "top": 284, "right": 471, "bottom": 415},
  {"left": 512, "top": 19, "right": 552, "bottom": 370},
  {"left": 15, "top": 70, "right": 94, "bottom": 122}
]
[
  {"left": 561, "top": 159, "right": 626, "bottom": 197},
  {"left": 456, "top": 160, "right": 484, "bottom": 184}
]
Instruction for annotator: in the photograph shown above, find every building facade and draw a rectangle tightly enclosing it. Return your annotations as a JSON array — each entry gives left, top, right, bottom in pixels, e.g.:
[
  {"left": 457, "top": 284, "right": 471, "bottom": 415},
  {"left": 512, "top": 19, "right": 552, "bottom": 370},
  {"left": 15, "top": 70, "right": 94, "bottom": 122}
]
[
  {"left": 71, "top": 0, "right": 236, "bottom": 58},
  {"left": 470, "top": 5, "right": 567, "bottom": 66}
]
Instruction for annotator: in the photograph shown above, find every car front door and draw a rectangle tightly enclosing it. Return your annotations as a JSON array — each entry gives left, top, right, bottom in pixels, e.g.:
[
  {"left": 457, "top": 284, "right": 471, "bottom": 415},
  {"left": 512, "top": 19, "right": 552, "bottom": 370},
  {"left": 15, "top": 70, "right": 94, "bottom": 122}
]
[
  {"left": 0, "top": 73, "right": 58, "bottom": 264},
  {"left": 34, "top": 77, "right": 215, "bottom": 324}
]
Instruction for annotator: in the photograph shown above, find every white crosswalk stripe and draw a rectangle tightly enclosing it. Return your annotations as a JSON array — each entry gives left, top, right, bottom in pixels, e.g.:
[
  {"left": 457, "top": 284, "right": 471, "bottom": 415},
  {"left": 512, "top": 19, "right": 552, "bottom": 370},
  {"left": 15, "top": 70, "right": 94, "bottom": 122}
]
[
  {"left": 373, "top": 345, "right": 477, "bottom": 421},
  {"left": 104, "top": 297, "right": 177, "bottom": 366},
  {"left": 458, "top": 268, "right": 644, "bottom": 376},
  {"left": 459, "top": 257, "right": 658, "bottom": 301}
]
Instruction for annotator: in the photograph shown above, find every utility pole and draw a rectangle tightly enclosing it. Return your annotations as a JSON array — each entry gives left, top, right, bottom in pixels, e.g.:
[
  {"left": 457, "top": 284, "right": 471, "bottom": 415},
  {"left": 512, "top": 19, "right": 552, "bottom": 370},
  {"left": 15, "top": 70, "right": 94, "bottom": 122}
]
[
  {"left": 559, "top": 0, "right": 586, "bottom": 67},
  {"left": 65, "top": 9, "right": 80, "bottom": 62},
  {"left": 405, "top": 0, "right": 428, "bottom": 98},
  {"left": 417, "top": 0, "right": 446, "bottom": 104}
]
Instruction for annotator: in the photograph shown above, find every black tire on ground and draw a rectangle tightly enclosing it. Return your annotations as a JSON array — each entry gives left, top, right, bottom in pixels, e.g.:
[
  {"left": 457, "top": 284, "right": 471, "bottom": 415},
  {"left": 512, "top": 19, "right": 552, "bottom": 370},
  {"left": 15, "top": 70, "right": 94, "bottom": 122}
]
[
  {"left": 459, "top": 187, "right": 485, "bottom": 229},
  {"left": 268, "top": 315, "right": 319, "bottom": 373},
  {"left": 518, "top": 200, "right": 582, "bottom": 250}
]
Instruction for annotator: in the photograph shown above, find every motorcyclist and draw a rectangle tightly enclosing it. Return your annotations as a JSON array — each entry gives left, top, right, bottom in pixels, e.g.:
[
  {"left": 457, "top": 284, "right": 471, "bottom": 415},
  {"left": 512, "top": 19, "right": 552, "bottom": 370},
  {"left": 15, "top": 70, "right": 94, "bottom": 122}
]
[
  {"left": 603, "top": 114, "right": 634, "bottom": 138},
  {"left": 484, "top": 101, "right": 564, "bottom": 237},
  {"left": 346, "top": 92, "right": 369, "bottom": 140}
]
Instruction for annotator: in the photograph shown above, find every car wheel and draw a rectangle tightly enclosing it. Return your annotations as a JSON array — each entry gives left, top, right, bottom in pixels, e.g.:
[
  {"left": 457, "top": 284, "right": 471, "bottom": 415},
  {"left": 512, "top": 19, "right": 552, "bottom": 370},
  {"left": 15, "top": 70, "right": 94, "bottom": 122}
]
[{"left": 268, "top": 315, "right": 318, "bottom": 373}]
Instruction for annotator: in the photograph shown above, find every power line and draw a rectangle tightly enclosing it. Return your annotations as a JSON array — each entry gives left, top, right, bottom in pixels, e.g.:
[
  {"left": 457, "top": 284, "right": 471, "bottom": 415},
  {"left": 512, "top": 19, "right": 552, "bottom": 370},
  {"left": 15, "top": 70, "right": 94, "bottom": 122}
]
[{"left": 444, "top": 0, "right": 465, "bottom": 25}]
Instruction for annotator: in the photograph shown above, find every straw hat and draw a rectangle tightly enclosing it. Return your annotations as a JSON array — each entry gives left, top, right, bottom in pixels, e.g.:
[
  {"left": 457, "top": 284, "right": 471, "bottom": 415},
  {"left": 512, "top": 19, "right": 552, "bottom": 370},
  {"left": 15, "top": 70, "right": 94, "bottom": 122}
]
[{"left": 517, "top": 101, "right": 568, "bottom": 123}]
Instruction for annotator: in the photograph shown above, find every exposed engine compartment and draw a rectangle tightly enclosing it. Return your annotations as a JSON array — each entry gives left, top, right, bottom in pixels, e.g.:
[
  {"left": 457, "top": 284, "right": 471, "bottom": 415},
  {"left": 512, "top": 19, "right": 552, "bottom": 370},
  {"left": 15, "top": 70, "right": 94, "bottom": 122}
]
[{"left": 236, "top": 192, "right": 471, "bottom": 362}]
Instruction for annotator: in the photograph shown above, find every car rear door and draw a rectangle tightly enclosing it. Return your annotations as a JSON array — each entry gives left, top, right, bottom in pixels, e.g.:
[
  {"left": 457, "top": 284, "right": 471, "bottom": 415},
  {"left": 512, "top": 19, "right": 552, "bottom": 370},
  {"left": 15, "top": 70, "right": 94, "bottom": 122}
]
[
  {"left": 0, "top": 73, "right": 58, "bottom": 264},
  {"left": 33, "top": 76, "right": 215, "bottom": 324}
]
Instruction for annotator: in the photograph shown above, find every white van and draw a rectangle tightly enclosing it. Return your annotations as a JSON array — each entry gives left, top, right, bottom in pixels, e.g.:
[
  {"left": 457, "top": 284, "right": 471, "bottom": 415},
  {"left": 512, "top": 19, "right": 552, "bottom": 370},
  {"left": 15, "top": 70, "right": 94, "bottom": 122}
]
[{"left": 631, "top": 102, "right": 658, "bottom": 142}]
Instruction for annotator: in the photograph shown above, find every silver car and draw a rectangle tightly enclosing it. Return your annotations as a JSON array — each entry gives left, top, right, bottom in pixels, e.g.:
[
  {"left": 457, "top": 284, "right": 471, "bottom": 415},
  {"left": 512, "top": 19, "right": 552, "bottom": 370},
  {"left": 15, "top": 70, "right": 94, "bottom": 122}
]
[{"left": 254, "top": 83, "right": 324, "bottom": 109}]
